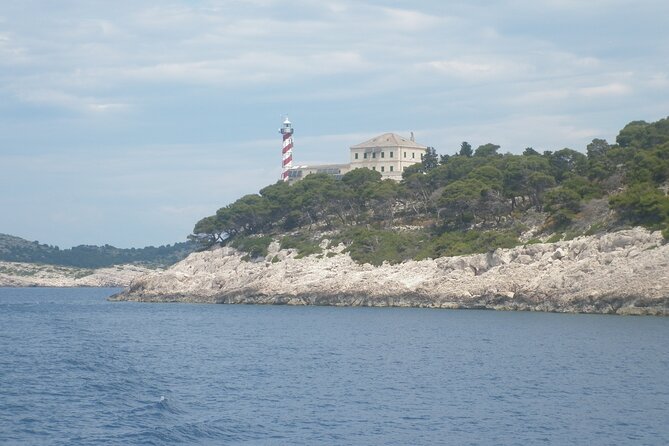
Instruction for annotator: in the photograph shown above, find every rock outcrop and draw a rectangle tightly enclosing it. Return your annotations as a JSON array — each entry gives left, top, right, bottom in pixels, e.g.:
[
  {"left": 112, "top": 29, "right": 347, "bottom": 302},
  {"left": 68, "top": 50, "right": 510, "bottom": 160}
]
[
  {"left": 0, "top": 262, "right": 155, "bottom": 287},
  {"left": 111, "top": 228, "right": 669, "bottom": 316}
]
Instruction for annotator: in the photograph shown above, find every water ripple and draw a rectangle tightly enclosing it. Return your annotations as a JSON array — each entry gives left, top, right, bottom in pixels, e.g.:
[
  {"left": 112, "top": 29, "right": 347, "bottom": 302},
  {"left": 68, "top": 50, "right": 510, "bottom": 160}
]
[{"left": 1, "top": 287, "right": 668, "bottom": 445}]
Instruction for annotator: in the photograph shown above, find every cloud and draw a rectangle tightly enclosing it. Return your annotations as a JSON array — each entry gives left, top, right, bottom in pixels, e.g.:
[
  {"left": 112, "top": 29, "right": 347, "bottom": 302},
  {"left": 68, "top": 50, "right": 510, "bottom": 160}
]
[
  {"left": 379, "top": 7, "right": 444, "bottom": 31},
  {"left": 0, "top": 32, "right": 29, "bottom": 65},
  {"left": 422, "top": 59, "right": 520, "bottom": 80},
  {"left": 512, "top": 81, "right": 632, "bottom": 106},
  {"left": 119, "top": 50, "right": 370, "bottom": 86},
  {"left": 1, "top": 0, "right": 668, "bottom": 247},
  {"left": 579, "top": 82, "right": 631, "bottom": 98},
  {"left": 12, "top": 88, "right": 130, "bottom": 114},
  {"left": 416, "top": 114, "right": 605, "bottom": 155},
  {"left": 648, "top": 73, "right": 669, "bottom": 88}
]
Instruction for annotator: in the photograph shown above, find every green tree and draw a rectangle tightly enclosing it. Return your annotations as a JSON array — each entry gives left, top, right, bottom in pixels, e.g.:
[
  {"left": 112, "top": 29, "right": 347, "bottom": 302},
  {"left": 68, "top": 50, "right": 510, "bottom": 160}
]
[
  {"left": 401, "top": 163, "right": 424, "bottom": 179},
  {"left": 560, "top": 175, "right": 603, "bottom": 200},
  {"left": 340, "top": 168, "right": 381, "bottom": 222},
  {"left": 422, "top": 147, "right": 439, "bottom": 171},
  {"left": 609, "top": 183, "right": 669, "bottom": 228},
  {"left": 426, "top": 155, "right": 483, "bottom": 189},
  {"left": 544, "top": 187, "right": 582, "bottom": 228},
  {"left": 625, "top": 146, "right": 669, "bottom": 185},
  {"left": 548, "top": 148, "right": 588, "bottom": 181},
  {"left": 616, "top": 118, "right": 669, "bottom": 150},
  {"left": 459, "top": 141, "right": 473, "bottom": 157},
  {"left": 438, "top": 178, "right": 489, "bottom": 225},
  {"left": 291, "top": 174, "right": 348, "bottom": 227},
  {"left": 191, "top": 216, "right": 226, "bottom": 246},
  {"left": 342, "top": 167, "right": 382, "bottom": 189},
  {"left": 259, "top": 181, "right": 296, "bottom": 227},
  {"left": 586, "top": 139, "right": 617, "bottom": 181},
  {"left": 216, "top": 194, "right": 271, "bottom": 235},
  {"left": 528, "top": 172, "right": 556, "bottom": 210},
  {"left": 500, "top": 155, "right": 553, "bottom": 210},
  {"left": 469, "top": 165, "right": 504, "bottom": 191},
  {"left": 474, "top": 143, "right": 501, "bottom": 157},
  {"left": 586, "top": 138, "right": 610, "bottom": 159},
  {"left": 366, "top": 179, "right": 400, "bottom": 225}
]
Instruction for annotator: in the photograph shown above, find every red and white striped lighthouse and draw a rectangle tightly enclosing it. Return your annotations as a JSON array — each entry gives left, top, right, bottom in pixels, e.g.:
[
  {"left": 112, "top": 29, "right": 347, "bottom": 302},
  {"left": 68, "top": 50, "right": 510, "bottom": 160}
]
[{"left": 280, "top": 117, "right": 294, "bottom": 182}]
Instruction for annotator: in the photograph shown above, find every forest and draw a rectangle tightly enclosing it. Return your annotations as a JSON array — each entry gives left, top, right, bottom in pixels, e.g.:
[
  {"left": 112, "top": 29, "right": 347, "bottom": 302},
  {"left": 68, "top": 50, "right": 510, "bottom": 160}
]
[
  {"left": 191, "top": 117, "right": 669, "bottom": 265},
  {"left": 0, "top": 234, "right": 195, "bottom": 268}
]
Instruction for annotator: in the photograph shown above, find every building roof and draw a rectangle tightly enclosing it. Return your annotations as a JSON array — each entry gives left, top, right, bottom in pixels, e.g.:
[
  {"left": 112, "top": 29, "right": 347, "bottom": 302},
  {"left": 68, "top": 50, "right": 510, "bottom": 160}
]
[
  {"left": 290, "top": 163, "right": 350, "bottom": 170},
  {"left": 351, "top": 132, "right": 427, "bottom": 150}
]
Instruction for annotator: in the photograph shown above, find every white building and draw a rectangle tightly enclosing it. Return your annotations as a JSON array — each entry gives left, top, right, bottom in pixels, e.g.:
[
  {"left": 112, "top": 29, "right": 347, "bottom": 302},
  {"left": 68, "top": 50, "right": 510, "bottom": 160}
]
[{"left": 287, "top": 132, "right": 428, "bottom": 182}]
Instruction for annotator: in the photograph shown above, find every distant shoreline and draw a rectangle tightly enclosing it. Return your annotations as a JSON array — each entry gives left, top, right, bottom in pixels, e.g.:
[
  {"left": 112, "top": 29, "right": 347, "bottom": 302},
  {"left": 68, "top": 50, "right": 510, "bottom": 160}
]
[{"left": 0, "top": 262, "right": 153, "bottom": 288}]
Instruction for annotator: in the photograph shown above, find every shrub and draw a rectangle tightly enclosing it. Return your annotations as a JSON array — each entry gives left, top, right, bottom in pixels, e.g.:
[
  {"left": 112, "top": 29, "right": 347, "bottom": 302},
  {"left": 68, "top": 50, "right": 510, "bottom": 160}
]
[
  {"left": 609, "top": 183, "right": 669, "bottom": 229},
  {"left": 334, "top": 227, "right": 424, "bottom": 266},
  {"left": 546, "top": 233, "right": 563, "bottom": 243},
  {"left": 415, "top": 229, "right": 519, "bottom": 260},
  {"left": 280, "top": 234, "right": 323, "bottom": 258},
  {"left": 230, "top": 235, "right": 272, "bottom": 259}
]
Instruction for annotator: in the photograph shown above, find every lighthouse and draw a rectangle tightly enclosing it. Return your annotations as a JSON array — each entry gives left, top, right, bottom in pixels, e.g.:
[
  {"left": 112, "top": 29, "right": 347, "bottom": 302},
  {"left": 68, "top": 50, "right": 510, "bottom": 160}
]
[{"left": 280, "top": 117, "right": 294, "bottom": 182}]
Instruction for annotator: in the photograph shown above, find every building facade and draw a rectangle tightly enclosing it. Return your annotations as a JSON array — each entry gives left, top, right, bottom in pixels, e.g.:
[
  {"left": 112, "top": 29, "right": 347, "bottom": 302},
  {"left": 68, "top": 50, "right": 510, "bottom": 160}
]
[
  {"left": 348, "top": 133, "right": 428, "bottom": 181},
  {"left": 287, "top": 132, "right": 427, "bottom": 182}
]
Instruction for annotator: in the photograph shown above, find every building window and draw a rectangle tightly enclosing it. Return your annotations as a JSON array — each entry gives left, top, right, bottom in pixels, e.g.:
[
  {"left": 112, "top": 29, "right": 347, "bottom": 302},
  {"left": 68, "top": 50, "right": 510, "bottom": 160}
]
[
  {"left": 355, "top": 153, "right": 359, "bottom": 159},
  {"left": 412, "top": 152, "right": 415, "bottom": 159},
  {"left": 372, "top": 166, "right": 376, "bottom": 171},
  {"left": 381, "top": 166, "right": 385, "bottom": 172},
  {"left": 372, "top": 152, "right": 376, "bottom": 158},
  {"left": 390, "top": 166, "right": 394, "bottom": 172},
  {"left": 390, "top": 151, "right": 393, "bottom": 158},
  {"left": 364, "top": 153, "right": 367, "bottom": 159},
  {"left": 381, "top": 152, "right": 385, "bottom": 158},
  {"left": 404, "top": 152, "right": 407, "bottom": 158}
]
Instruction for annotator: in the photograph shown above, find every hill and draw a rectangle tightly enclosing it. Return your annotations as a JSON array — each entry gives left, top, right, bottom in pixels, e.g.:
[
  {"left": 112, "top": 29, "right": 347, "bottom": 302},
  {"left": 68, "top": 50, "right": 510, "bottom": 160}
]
[
  {"left": 0, "top": 234, "right": 196, "bottom": 269},
  {"left": 113, "top": 116, "right": 669, "bottom": 314},
  {"left": 189, "top": 117, "right": 669, "bottom": 265}
]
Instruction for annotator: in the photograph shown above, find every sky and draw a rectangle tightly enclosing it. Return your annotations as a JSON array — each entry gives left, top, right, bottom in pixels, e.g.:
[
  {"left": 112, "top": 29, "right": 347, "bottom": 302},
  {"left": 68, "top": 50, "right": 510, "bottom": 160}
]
[{"left": 1, "top": 0, "right": 668, "bottom": 248}]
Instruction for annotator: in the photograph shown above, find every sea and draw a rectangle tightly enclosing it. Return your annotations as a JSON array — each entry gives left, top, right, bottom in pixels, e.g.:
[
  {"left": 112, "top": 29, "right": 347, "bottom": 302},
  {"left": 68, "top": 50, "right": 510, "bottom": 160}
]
[{"left": 0, "top": 287, "right": 667, "bottom": 445}]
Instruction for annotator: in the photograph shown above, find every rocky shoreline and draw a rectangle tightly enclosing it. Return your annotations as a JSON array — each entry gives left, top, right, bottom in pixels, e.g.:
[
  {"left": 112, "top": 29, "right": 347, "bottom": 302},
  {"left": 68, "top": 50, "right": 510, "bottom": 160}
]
[
  {"left": 109, "top": 227, "right": 669, "bottom": 316},
  {"left": 0, "top": 262, "right": 154, "bottom": 288}
]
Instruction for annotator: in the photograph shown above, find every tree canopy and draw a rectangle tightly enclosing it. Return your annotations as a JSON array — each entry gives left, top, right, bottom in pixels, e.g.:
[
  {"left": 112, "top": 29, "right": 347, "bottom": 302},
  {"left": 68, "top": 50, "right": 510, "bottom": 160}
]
[{"left": 191, "top": 117, "right": 669, "bottom": 262}]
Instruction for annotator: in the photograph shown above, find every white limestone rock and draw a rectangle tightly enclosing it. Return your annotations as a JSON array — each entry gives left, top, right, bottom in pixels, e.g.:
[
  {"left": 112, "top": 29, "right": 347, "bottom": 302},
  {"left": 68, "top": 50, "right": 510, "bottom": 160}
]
[
  {"left": 0, "top": 262, "right": 154, "bottom": 287},
  {"left": 111, "top": 228, "right": 669, "bottom": 316}
]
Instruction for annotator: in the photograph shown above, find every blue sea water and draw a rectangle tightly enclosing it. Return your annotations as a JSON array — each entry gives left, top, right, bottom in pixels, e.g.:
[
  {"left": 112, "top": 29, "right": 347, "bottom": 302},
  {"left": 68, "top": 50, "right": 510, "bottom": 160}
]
[{"left": 0, "top": 288, "right": 668, "bottom": 445}]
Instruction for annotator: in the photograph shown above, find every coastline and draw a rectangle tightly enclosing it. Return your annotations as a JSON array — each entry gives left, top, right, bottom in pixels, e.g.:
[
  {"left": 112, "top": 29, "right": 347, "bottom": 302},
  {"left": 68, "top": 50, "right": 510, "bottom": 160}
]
[
  {"left": 109, "top": 227, "right": 669, "bottom": 316},
  {"left": 0, "top": 262, "right": 154, "bottom": 288}
]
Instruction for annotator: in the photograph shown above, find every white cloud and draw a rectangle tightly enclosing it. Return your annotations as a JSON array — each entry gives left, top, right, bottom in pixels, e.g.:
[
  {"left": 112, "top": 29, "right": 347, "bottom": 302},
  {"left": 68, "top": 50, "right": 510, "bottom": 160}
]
[
  {"left": 132, "top": 5, "right": 203, "bottom": 29},
  {"left": 423, "top": 59, "right": 507, "bottom": 80},
  {"left": 1, "top": 0, "right": 668, "bottom": 246},
  {"left": 648, "top": 73, "right": 669, "bottom": 88},
  {"left": 578, "top": 82, "right": 631, "bottom": 98},
  {"left": 415, "top": 114, "right": 606, "bottom": 155},
  {"left": 118, "top": 50, "right": 370, "bottom": 86},
  {"left": 13, "top": 88, "right": 130, "bottom": 114},
  {"left": 511, "top": 81, "right": 632, "bottom": 106},
  {"left": 0, "top": 32, "right": 29, "bottom": 64},
  {"left": 379, "top": 7, "right": 444, "bottom": 31}
]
